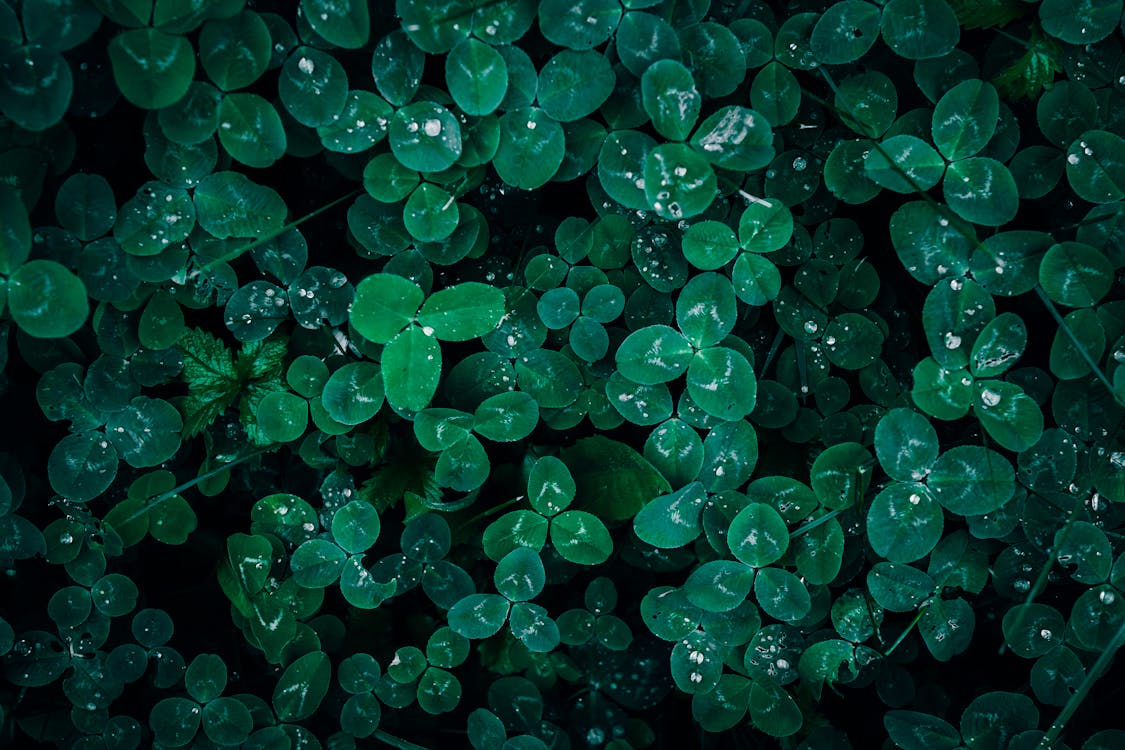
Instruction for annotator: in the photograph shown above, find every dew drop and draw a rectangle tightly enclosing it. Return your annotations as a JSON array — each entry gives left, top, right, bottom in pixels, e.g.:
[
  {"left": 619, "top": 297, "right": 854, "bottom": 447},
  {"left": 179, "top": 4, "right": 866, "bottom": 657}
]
[
  {"left": 298, "top": 57, "right": 315, "bottom": 75},
  {"left": 944, "top": 332, "right": 961, "bottom": 349},
  {"left": 423, "top": 118, "right": 442, "bottom": 137},
  {"left": 803, "top": 320, "right": 818, "bottom": 334},
  {"left": 980, "top": 388, "right": 1001, "bottom": 407}
]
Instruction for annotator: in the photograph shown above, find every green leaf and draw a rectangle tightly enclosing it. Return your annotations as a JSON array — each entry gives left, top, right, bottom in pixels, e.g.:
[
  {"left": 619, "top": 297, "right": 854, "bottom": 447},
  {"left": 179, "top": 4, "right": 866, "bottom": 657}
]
[
  {"left": 739, "top": 199, "right": 793, "bottom": 253},
  {"left": 750, "top": 62, "right": 801, "bottom": 127},
  {"left": 291, "top": 539, "right": 347, "bottom": 588},
  {"left": 810, "top": 0, "right": 881, "bottom": 65},
  {"left": 689, "top": 106, "right": 775, "bottom": 172},
  {"left": 515, "top": 349, "right": 582, "bottom": 408},
  {"left": 932, "top": 80, "right": 999, "bottom": 161},
  {"left": 959, "top": 692, "right": 1038, "bottom": 749},
  {"left": 550, "top": 510, "right": 612, "bottom": 565},
  {"left": 186, "top": 653, "right": 227, "bottom": 703},
  {"left": 682, "top": 221, "right": 740, "bottom": 271},
  {"left": 929, "top": 445, "right": 1015, "bottom": 515},
  {"left": 641, "top": 59, "right": 700, "bottom": 142},
  {"left": 692, "top": 674, "right": 751, "bottom": 732},
  {"left": 278, "top": 46, "right": 348, "bottom": 127},
  {"left": 508, "top": 602, "right": 560, "bottom": 653},
  {"left": 910, "top": 357, "right": 973, "bottom": 421},
  {"left": 810, "top": 442, "right": 872, "bottom": 509},
  {"left": 538, "top": 49, "right": 615, "bottom": 123},
  {"left": 686, "top": 347, "right": 758, "bottom": 421},
  {"left": 1065, "top": 130, "right": 1125, "bottom": 204},
  {"left": 109, "top": 28, "right": 195, "bottom": 109},
  {"left": 890, "top": 201, "right": 974, "bottom": 285},
  {"left": 417, "top": 282, "right": 505, "bottom": 341},
  {"left": 597, "top": 129, "right": 656, "bottom": 210},
  {"left": 1039, "top": 0, "right": 1122, "bottom": 44},
  {"left": 321, "top": 362, "right": 383, "bottom": 426},
  {"left": 729, "top": 503, "right": 789, "bottom": 568},
  {"left": 732, "top": 253, "right": 782, "bottom": 306},
  {"left": 198, "top": 11, "right": 271, "bottom": 91},
  {"left": 701, "top": 419, "right": 759, "bottom": 492},
  {"left": 748, "top": 678, "right": 802, "bottom": 737},
  {"left": 473, "top": 391, "right": 538, "bottom": 442},
  {"left": 884, "top": 711, "right": 962, "bottom": 750},
  {"left": 538, "top": 0, "right": 620, "bottom": 50},
  {"left": 615, "top": 324, "right": 694, "bottom": 385},
  {"left": 351, "top": 273, "right": 424, "bottom": 344},
  {"left": 494, "top": 108, "right": 566, "bottom": 190},
  {"left": 436, "top": 433, "right": 490, "bottom": 492},
  {"left": 970, "top": 312, "right": 1026, "bottom": 377},
  {"left": 55, "top": 173, "right": 116, "bottom": 242},
  {"left": 881, "top": 0, "right": 959, "bottom": 59},
  {"left": 446, "top": 39, "right": 508, "bottom": 116},
  {"left": 1039, "top": 241, "right": 1113, "bottom": 307},
  {"left": 616, "top": 10, "right": 681, "bottom": 78},
  {"left": 106, "top": 396, "right": 183, "bottom": 467},
  {"left": 973, "top": 380, "right": 1044, "bottom": 453},
  {"left": 670, "top": 630, "right": 723, "bottom": 692},
  {"left": 633, "top": 482, "right": 706, "bottom": 549},
  {"left": 864, "top": 135, "right": 945, "bottom": 193},
  {"left": 8, "top": 260, "right": 88, "bottom": 338},
  {"left": 404, "top": 184, "right": 460, "bottom": 243},
  {"left": 923, "top": 276, "right": 996, "bottom": 370},
  {"left": 194, "top": 171, "right": 286, "bottom": 239},
  {"left": 149, "top": 697, "right": 201, "bottom": 747},
  {"left": 217, "top": 93, "right": 287, "bottom": 168},
  {"left": 834, "top": 71, "right": 897, "bottom": 138},
  {"left": 644, "top": 143, "right": 717, "bottom": 220},
  {"left": 875, "top": 407, "right": 939, "bottom": 482},
  {"left": 201, "top": 696, "right": 253, "bottom": 745},
  {"left": 494, "top": 547, "right": 545, "bottom": 602},
  {"left": 448, "top": 593, "right": 510, "bottom": 639},
  {"left": 273, "top": 651, "right": 331, "bottom": 722},
  {"left": 331, "top": 501, "right": 381, "bottom": 555},
  {"left": 390, "top": 102, "right": 463, "bottom": 173},
  {"left": 867, "top": 562, "right": 935, "bottom": 612},
  {"left": 483, "top": 510, "right": 549, "bottom": 560},
  {"left": 943, "top": 157, "right": 1018, "bottom": 226},
  {"left": 822, "top": 312, "right": 884, "bottom": 370},
  {"left": 868, "top": 483, "right": 943, "bottom": 563},
  {"left": 382, "top": 326, "right": 442, "bottom": 414},
  {"left": 302, "top": 0, "right": 369, "bottom": 48}
]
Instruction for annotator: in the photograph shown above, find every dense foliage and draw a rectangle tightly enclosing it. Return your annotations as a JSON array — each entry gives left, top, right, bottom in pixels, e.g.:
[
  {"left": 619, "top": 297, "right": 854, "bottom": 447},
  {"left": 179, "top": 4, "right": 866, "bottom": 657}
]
[{"left": 1, "top": 0, "right": 1125, "bottom": 748}]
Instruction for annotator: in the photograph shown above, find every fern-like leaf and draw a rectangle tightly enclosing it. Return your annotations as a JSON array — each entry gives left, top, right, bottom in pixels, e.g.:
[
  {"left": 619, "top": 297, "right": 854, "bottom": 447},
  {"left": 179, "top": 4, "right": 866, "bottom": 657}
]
[{"left": 993, "top": 33, "right": 1063, "bottom": 101}]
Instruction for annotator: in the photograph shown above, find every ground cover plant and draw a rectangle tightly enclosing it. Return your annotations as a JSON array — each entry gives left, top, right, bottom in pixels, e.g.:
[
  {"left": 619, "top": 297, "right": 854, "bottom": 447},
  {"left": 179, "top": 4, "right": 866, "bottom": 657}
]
[{"left": 1, "top": 0, "right": 1125, "bottom": 748}]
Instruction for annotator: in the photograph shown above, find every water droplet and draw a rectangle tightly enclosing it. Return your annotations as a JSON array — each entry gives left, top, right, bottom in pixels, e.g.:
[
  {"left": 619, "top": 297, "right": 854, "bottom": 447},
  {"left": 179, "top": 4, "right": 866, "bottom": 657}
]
[
  {"left": 423, "top": 118, "right": 442, "bottom": 137},
  {"left": 1039, "top": 628, "right": 1052, "bottom": 640},
  {"left": 1068, "top": 153, "right": 1080, "bottom": 165},
  {"left": 792, "top": 156, "right": 807, "bottom": 171},
  {"left": 1100, "top": 589, "right": 1115, "bottom": 605},
  {"left": 944, "top": 332, "right": 962, "bottom": 349},
  {"left": 949, "top": 278, "right": 963, "bottom": 291},
  {"left": 59, "top": 533, "right": 74, "bottom": 545},
  {"left": 298, "top": 57, "right": 315, "bottom": 75},
  {"left": 909, "top": 493, "right": 921, "bottom": 505},
  {"left": 980, "top": 388, "right": 1001, "bottom": 407},
  {"left": 803, "top": 320, "right": 818, "bottom": 334}
]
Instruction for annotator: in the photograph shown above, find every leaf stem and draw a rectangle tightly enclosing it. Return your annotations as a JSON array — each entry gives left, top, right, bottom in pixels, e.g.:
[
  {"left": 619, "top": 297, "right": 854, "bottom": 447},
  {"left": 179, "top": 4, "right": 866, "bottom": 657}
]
[
  {"left": 120, "top": 446, "right": 271, "bottom": 524},
  {"left": 196, "top": 189, "right": 362, "bottom": 273},
  {"left": 373, "top": 729, "right": 432, "bottom": 750},
  {"left": 1034, "top": 286, "right": 1118, "bottom": 398},
  {"left": 1036, "top": 617, "right": 1125, "bottom": 749},
  {"left": 883, "top": 604, "right": 929, "bottom": 658}
]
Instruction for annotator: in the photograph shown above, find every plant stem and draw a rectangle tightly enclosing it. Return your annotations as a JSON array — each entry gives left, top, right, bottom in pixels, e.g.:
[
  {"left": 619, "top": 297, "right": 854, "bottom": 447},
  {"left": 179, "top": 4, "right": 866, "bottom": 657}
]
[
  {"left": 1034, "top": 286, "right": 1118, "bottom": 398},
  {"left": 196, "top": 189, "right": 361, "bottom": 273},
  {"left": 373, "top": 729, "right": 432, "bottom": 750},
  {"left": 1036, "top": 617, "right": 1125, "bottom": 749},
  {"left": 883, "top": 604, "right": 929, "bottom": 658},
  {"left": 121, "top": 446, "right": 271, "bottom": 524}
]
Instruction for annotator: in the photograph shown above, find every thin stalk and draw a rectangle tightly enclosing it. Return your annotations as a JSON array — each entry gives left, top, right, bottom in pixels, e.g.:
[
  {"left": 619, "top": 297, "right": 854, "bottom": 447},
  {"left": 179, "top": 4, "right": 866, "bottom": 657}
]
[
  {"left": 457, "top": 495, "right": 525, "bottom": 530},
  {"left": 1036, "top": 617, "right": 1125, "bottom": 749},
  {"left": 374, "top": 729, "right": 432, "bottom": 750},
  {"left": 883, "top": 603, "right": 929, "bottom": 658},
  {"left": 196, "top": 189, "right": 361, "bottom": 273},
  {"left": 121, "top": 446, "right": 271, "bottom": 524},
  {"left": 1034, "top": 286, "right": 1118, "bottom": 397}
]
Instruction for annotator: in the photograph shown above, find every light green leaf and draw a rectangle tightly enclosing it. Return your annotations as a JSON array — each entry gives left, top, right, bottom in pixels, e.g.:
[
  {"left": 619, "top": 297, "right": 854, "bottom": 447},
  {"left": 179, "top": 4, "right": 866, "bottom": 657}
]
[
  {"left": 417, "top": 282, "right": 505, "bottom": 341},
  {"left": 382, "top": 325, "right": 442, "bottom": 413},
  {"left": 273, "top": 651, "right": 331, "bottom": 722},
  {"left": 351, "top": 273, "right": 424, "bottom": 344},
  {"left": 109, "top": 28, "right": 195, "bottom": 109}
]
